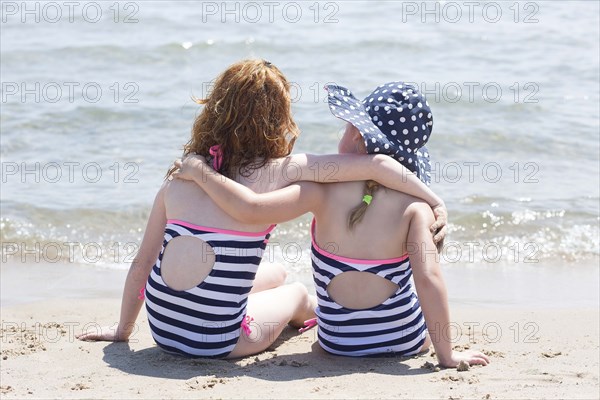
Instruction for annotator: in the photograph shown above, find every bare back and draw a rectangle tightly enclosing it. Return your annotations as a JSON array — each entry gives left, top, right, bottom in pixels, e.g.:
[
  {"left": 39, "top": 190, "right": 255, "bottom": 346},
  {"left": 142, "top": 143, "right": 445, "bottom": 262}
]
[{"left": 313, "top": 181, "right": 428, "bottom": 309}]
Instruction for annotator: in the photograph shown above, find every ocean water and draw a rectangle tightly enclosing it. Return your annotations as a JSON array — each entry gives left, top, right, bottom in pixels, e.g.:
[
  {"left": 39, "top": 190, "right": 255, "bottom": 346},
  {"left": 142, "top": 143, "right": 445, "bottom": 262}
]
[{"left": 1, "top": 1, "right": 599, "bottom": 287}]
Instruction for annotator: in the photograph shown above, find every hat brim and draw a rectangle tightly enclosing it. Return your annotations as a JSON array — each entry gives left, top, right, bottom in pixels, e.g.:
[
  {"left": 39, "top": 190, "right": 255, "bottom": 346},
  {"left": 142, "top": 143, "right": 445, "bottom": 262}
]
[{"left": 326, "top": 84, "right": 432, "bottom": 185}]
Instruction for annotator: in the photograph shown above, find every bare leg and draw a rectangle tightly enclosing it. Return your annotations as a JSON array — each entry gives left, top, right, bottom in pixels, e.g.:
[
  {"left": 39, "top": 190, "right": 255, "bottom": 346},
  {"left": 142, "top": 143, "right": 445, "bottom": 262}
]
[
  {"left": 227, "top": 283, "right": 316, "bottom": 359},
  {"left": 250, "top": 263, "right": 287, "bottom": 294}
]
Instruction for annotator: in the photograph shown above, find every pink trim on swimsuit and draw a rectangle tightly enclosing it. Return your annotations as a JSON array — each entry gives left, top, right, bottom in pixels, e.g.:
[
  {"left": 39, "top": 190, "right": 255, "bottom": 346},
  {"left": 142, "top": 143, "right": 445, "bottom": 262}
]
[
  {"left": 167, "top": 219, "right": 276, "bottom": 237},
  {"left": 310, "top": 219, "right": 409, "bottom": 264}
]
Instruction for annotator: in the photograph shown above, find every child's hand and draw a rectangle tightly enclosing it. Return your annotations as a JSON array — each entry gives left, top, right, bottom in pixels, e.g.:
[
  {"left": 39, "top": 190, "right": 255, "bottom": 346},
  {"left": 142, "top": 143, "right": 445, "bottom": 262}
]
[
  {"left": 430, "top": 203, "right": 447, "bottom": 244},
  {"left": 75, "top": 325, "right": 128, "bottom": 342},
  {"left": 439, "top": 350, "right": 490, "bottom": 368},
  {"left": 171, "top": 154, "right": 209, "bottom": 181}
]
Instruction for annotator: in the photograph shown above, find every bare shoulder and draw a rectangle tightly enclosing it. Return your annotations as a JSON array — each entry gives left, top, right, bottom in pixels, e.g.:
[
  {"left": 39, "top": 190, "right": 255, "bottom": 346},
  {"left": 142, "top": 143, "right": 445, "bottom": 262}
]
[
  {"left": 264, "top": 154, "right": 315, "bottom": 189},
  {"left": 265, "top": 154, "right": 301, "bottom": 177},
  {"left": 161, "top": 176, "right": 183, "bottom": 194},
  {"left": 162, "top": 176, "right": 208, "bottom": 203},
  {"left": 156, "top": 178, "right": 170, "bottom": 198}
]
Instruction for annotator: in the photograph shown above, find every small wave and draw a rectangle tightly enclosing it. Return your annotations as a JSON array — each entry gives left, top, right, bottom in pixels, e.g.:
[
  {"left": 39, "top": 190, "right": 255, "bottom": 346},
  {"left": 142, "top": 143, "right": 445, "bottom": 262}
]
[
  {"left": 1, "top": 203, "right": 150, "bottom": 268},
  {"left": 2, "top": 201, "right": 598, "bottom": 269},
  {"left": 447, "top": 204, "right": 599, "bottom": 264}
]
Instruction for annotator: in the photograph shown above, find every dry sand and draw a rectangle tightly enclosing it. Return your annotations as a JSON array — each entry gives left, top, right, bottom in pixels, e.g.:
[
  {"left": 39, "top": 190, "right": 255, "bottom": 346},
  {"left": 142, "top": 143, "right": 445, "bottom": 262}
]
[{"left": 1, "top": 299, "right": 598, "bottom": 399}]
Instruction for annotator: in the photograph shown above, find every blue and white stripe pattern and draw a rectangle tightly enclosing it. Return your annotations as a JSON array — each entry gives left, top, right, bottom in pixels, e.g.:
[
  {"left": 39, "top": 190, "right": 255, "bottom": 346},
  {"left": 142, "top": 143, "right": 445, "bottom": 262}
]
[
  {"left": 311, "top": 221, "right": 427, "bottom": 357},
  {"left": 145, "top": 219, "right": 274, "bottom": 358}
]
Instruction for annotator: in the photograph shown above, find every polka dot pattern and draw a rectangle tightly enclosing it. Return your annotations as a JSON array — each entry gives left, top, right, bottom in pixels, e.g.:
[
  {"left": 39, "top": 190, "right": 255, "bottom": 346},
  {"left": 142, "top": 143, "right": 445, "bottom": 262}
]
[{"left": 325, "top": 82, "right": 433, "bottom": 185}]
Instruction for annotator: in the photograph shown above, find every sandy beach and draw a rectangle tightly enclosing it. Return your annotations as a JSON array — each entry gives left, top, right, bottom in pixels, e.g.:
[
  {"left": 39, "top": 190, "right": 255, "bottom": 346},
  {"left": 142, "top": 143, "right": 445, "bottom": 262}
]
[
  {"left": 1, "top": 297, "right": 598, "bottom": 400},
  {"left": 1, "top": 2, "right": 599, "bottom": 399}
]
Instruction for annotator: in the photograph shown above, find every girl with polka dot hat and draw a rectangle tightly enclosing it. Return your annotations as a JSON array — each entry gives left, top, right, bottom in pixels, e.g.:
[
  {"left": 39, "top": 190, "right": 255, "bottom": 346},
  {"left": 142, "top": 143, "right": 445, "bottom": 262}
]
[{"left": 172, "top": 83, "right": 489, "bottom": 368}]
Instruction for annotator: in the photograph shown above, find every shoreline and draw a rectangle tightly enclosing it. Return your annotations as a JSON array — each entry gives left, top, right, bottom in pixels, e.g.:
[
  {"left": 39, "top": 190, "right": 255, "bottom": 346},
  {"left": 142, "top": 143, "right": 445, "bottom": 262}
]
[
  {"left": 1, "top": 299, "right": 598, "bottom": 399},
  {"left": 2, "top": 260, "right": 598, "bottom": 309}
]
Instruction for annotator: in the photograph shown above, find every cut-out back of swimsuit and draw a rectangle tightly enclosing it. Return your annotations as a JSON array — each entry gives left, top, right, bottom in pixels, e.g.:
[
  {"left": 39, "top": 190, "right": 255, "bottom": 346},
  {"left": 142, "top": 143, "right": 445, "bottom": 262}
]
[
  {"left": 310, "top": 219, "right": 427, "bottom": 356},
  {"left": 145, "top": 219, "right": 275, "bottom": 358}
]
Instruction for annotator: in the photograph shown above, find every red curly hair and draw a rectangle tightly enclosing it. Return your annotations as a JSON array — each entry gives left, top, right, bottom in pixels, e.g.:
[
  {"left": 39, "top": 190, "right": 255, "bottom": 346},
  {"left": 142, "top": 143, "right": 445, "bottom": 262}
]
[{"left": 170, "top": 59, "right": 300, "bottom": 179}]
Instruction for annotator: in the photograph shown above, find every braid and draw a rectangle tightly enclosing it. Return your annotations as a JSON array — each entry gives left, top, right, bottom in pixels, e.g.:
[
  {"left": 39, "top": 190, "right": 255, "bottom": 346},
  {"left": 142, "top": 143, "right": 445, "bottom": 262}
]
[{"left": 347, "top": 180, "right": 380, "bottom": 230}]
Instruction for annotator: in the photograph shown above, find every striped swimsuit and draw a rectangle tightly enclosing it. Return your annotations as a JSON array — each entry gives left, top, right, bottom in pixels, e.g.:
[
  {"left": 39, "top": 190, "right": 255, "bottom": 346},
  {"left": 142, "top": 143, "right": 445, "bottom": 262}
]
[
  {"left": 144, "top": 219, "right": 275, "bottom": 358},
  {"left": 310, "top": 219, "right": 428, "bottom": 356}
]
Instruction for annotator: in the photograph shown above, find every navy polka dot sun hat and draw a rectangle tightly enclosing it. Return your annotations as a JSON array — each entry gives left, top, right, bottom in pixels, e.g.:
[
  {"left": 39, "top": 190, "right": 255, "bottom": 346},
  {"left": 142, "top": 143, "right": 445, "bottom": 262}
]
[{"left": 325, "top": 82, "right": 433, "bottom": 186}]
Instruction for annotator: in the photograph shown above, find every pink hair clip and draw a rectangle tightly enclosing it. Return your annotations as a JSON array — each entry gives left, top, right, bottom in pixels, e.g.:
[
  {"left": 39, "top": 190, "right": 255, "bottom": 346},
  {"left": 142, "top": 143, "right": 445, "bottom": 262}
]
[{"left": 209, "top": 145, "right": 223, "bottom": 171}]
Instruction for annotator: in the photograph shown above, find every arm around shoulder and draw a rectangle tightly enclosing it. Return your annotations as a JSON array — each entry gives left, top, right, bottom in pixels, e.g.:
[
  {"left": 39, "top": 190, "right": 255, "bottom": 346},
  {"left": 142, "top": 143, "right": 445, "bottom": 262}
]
[{"left": 218, "top": 181, "right": 326, "bottom": 224}]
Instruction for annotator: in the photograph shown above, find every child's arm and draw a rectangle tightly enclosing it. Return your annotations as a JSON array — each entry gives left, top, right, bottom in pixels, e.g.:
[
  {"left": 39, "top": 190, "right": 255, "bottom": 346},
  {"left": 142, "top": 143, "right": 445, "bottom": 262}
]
[
  {"left": 288, "top": 153, "right": 444, "bottom": 207},
  {"left": 172, "top": 158, "right": 325, "bottom": 224},
  {"left": 76, "top": 184, "right": 167, "bottom": 341},
  {"left": 174, "top": 154, "right": 447, "bottom": 241},
  {"left": 407, "top": 203, "right": 490, "bottom": 368}
]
